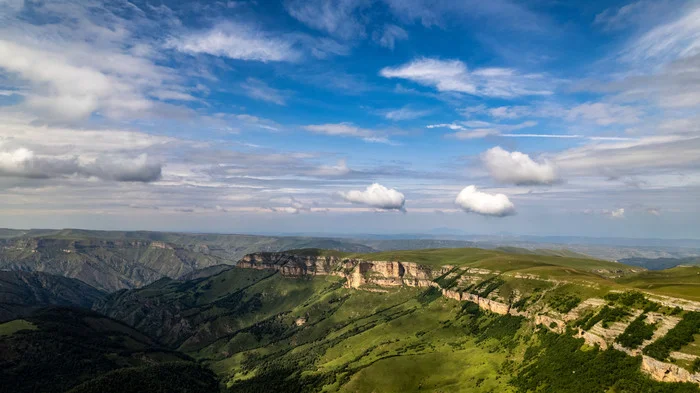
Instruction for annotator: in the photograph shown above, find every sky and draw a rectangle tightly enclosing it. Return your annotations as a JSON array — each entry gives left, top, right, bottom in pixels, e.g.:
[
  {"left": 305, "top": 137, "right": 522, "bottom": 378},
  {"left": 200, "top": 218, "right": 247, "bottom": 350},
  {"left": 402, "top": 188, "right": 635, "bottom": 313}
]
[{"left": 0, "top": 0, "right": 699, "bottom": 238}]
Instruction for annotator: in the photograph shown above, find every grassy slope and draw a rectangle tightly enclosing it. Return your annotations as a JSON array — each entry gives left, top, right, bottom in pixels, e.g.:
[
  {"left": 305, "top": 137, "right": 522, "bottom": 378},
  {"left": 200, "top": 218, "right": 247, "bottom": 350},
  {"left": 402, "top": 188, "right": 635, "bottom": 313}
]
[
  {"left": 307, "top": 247, "right": 637, "bottom": 273},
  {"left": 616, "top": 266, "right": 700, "bottom": 301},
  {"left": 291, "top": 247, "right": 700, "bottom": 303},
  {"left": 0, "top": 319, "right": 37, "bottom": 336},
  {"left": 94, "top": 244, "right": 700, "bottom": 392}
]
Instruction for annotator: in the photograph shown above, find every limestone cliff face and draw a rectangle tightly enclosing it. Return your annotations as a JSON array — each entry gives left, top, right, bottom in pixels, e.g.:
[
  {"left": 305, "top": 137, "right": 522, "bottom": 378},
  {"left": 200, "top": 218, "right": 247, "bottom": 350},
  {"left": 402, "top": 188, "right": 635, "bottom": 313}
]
[
  {"left": 642, "top": 356, "right": 700, "bottom": 384},
  {"left": 237, "top": 253, "right": 437, "bottom": 288}
]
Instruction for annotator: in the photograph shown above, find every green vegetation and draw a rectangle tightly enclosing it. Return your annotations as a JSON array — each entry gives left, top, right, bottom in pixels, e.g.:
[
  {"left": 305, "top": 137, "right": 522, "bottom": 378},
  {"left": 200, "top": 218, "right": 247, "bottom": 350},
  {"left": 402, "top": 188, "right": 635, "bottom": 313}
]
[
  {"left": 0, "top": 319, "right": 37, "bottom": 336},
  {"left": 66, "top": 362, "right": 220, "bottom": 393},
  {"left": 616, "top": 267, "right": 700, "bottom": 301},
  {"left": 513, "top": 329, "right": 699, "bottom": 393},
  {"left": 605, "top": 291, "right": 660, "bottom": 312},
  {"left": 644, "top": 312, "right": 700, "bottom": 361},
  {"left": 340, "top": 247, "right": 636, "bottom": 275},
  {"left": 616, "top": 314, "right": 657, "bottom": 349},
  {"left": 547, "top": 293, "right": 581, "bottom": 313},
  {"left": 577, "top": 306, "right": 630, "bottom": 330},
  {"left": 0, "top": 307, "right": 201, "bottom": 393}
]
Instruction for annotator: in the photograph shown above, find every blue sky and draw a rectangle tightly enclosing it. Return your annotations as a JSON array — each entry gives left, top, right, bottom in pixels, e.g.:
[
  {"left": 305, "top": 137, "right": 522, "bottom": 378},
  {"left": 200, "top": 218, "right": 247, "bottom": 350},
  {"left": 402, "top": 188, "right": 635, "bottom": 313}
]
[{"left": 0, "top": 0, "right": 699, "bottom": 238}]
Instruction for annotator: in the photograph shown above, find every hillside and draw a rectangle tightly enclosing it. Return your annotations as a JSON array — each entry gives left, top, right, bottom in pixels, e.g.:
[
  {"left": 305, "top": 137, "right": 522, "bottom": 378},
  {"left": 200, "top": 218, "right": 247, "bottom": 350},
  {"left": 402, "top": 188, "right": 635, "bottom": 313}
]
[
  {"left": 0, "top": 307, "right": 220, "bottom": 393},
  {"left": 621, "top": 257, "right": 700, "bottom": 271},
  {"left": 0, "top": 230, "right": 374, "bottom": 291},
  {"left": 0, "top": 271, "right": 105, "bottom": 322},
  {"left": 90, "top": 247, "right": 700, "bottom": 392}
]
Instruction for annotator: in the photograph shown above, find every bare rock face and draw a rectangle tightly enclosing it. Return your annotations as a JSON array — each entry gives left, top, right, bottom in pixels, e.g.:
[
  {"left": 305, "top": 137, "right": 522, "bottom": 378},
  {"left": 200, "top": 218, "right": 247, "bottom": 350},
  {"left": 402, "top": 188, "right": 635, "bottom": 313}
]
[
  {"left": 237, "top": 253, "right": 437, "bottom": 289},
  {"left": 642, "top": 356, "right": 700, "bottom": 384},
  {"left": 534, "top": 314, "right": 565, "bottom": 334}
]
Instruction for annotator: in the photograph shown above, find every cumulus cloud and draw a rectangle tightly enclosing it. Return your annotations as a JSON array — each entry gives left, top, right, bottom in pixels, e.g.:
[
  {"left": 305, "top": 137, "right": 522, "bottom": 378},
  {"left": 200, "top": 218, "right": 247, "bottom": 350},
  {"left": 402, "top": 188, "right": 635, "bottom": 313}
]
[
  {"left": 340, "top": 183, "right": 406, "bottom": 211},
  {"left": 454, "top": 185, "right": 515, "bottom": 217},
  {"left": 380, "top": 58, "right": 552, "bottom": 98},
  {"left": 482, "top": 147, "right": 558, "bottom": 185},
  {"left": 83, "top": 154, "right": 162, "bottom": 182},
  {"left": 0, "top": 147, "right": 161, "bottom": 182}
]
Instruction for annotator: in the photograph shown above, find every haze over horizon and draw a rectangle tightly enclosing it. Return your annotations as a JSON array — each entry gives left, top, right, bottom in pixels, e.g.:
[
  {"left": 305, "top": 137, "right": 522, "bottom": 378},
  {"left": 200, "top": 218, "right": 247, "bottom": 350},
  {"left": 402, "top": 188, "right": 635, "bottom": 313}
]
[{"left": 1, "top": 0, "right": 699, "bottom": 238}]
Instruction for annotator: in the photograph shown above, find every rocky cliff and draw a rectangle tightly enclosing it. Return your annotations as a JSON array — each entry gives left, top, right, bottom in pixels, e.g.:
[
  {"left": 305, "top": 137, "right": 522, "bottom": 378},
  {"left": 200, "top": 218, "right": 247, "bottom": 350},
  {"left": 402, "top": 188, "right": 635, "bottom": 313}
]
[{"left": 237, "top": 252, "right": 437, "bottom": 288}]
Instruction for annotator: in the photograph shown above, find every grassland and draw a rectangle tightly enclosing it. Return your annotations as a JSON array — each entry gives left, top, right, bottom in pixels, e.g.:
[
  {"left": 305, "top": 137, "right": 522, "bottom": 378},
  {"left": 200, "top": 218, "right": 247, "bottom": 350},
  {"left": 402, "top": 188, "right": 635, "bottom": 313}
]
[
  {"left": 0, "top": 319, "right": 37, "bottom": 336},
  {"left": 616, "top": 267, "right": 700, "bottom": 301}
]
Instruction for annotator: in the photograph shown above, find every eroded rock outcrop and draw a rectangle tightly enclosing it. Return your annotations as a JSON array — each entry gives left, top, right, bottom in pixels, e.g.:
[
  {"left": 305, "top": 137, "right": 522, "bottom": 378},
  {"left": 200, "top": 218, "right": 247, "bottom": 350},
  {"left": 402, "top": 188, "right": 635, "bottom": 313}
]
[
  {"left": 642, "top": 356, "right": 700, "bottom": 384},
  {"left": 237, "top": 253, "right": 437, "bottom": 288}
]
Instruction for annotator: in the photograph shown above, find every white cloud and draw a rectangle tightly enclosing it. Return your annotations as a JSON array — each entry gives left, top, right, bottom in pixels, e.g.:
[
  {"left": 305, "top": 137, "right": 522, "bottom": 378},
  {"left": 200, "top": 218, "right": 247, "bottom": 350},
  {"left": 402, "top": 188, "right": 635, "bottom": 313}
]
[
  {"left": 554, "top": 135, "right": 700, "bottom": 177},
  {"left": 312, "top": 160, "right": 352, "bottom": 176},
  {"left": 646, "top": 207, "right": 661, "bottom": 216},
  {"left": 567, "top": 102, "right": 642, "bottom": 126},
  {"left": 340, "top": 183, "right": 406, "bottom": 211},
  {"left": 240, "top": 78, "right": 288, "bottom": 105},
  {"left": 428, "top": 120, "right": 537, "bottom": 139},
  {"left": 383, "top": 106, "right": 431, "bottom": 121},
  {"left": 609, "top": 208, "right": 625, "bottom": 219},
  {"left": 168, "top": 22, "right": 300, "bottom": 62},
  {"left": 482, "top": 147, "right": 558, "bottom": 185},
  {"left": 303, "top": 123, "right": 393, "bottom": 144},
  {"left": 0, "top": 146, "right": 161, "bottom": 182},
  {"left": 285, "top": 0, "right": 369, "bottom": 40},
  {"left": 373, "top": 24, "right": 408, "bottom": 50},
  {"left": 0, "top": 2, "right": 191, "bottom": 124},
  {"left": 380, "top": 58, "right": 553, "bottom": 98},
  {"left": 594, "top": 0, "right": 675, "bottom": 31},
  {"left": 622, "top": 6, "right": 700, "bottom": 64},
  {"left": 454, "top": 185, "right": 515, "bottom": 217}
]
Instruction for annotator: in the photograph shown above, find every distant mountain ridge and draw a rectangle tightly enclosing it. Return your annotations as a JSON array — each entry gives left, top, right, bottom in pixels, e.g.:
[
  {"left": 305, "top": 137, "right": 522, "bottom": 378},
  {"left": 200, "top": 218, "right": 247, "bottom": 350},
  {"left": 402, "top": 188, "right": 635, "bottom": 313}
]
[
  {"left": 0, "top": 271, "right": 105, "bottom": 322},
  {"left": 0, "top": 229, "right": 375, "bottom": 291}
]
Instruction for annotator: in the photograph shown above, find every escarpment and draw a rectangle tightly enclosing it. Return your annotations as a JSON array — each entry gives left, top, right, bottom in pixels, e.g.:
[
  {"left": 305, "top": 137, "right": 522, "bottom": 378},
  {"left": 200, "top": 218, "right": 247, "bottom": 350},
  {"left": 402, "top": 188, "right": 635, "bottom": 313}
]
[{"left": 237, "top": 252, "right": 437, "bottom": 288}]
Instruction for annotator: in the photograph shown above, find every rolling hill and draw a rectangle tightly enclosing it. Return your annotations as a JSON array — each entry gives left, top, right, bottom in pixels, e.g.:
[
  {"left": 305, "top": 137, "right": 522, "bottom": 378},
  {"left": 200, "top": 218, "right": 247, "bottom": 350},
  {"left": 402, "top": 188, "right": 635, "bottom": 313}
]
[
  {"left": 0, "top": 271, "right": 105, "bottom": 322},
  {"left": 0, "top": 307, "right": 219, "bottom": 393}
]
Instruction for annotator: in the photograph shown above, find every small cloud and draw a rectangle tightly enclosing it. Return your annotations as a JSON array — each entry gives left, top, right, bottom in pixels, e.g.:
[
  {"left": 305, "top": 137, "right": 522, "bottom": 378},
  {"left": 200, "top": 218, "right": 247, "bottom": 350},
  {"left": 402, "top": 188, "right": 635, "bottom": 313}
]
[
  {"left": 373, "top": 24, "right": 408, "bottom": 50},
  {"left": 454, "top": 185, "right": 515, "bottom": 217},
  {"left": 646, "top": 207, "right": 661, "bottom": 216},
  {"left": 340, "top": 183, "right": 406, "bottom": 211},
  {"left": 380, "top": 58, "right": 553, "bottom": 98},
  {"left": 383, "top": 106, "right": 431, "bottom": 121},
  {"left": 303, "top": 123, "right": 394, "bottom": 144},
  {"left": 608, "top": 208, "right": 626, "bottom": 219},
  {"left": 240, "top": 78, "right": 288, "bottom": 105},
  {"left": 167, "top": 22, "right": 300, "bottom": 62},
  {"left": 482, "top": 146, "right": 559, "bottom": 185}
]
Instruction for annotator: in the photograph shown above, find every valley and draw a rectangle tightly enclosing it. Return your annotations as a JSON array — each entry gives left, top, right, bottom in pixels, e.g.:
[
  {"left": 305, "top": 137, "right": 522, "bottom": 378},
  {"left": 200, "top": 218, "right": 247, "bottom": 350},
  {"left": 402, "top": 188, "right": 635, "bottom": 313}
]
[{"left": 2, "top": 243, "right": 700, "bottom": 392}]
